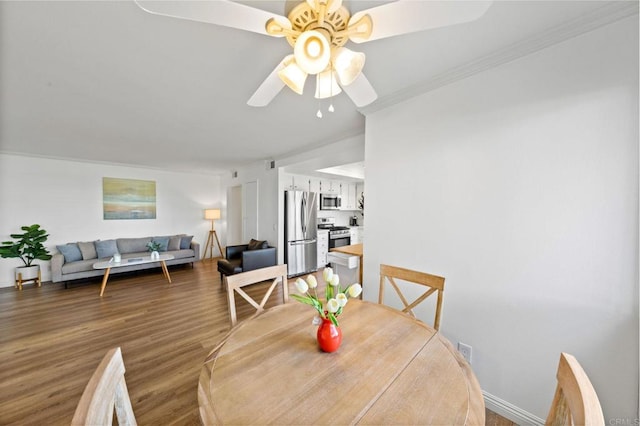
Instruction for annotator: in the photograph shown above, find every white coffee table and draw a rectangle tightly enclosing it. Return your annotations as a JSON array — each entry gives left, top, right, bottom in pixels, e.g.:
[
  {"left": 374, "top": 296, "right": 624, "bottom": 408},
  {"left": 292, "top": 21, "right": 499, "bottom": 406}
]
[{"left": 93, "top": 254, "right": 175, "bottom": 297}]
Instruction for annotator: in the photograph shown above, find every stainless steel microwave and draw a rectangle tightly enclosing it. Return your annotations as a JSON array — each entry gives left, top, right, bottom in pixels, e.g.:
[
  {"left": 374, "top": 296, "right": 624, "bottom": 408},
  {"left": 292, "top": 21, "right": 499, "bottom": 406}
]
[{"left": 320, "top": 193, "right": 341, "bottom": 210}]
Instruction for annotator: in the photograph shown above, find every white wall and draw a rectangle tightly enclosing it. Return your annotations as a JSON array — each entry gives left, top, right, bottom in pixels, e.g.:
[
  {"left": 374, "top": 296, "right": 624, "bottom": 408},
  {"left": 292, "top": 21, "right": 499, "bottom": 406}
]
[
  {"left": 0, "top": 154, "right": 222, "bottom": 287},
  {"left": 364, "top": 17, "right": 638, "bottom": 422}
]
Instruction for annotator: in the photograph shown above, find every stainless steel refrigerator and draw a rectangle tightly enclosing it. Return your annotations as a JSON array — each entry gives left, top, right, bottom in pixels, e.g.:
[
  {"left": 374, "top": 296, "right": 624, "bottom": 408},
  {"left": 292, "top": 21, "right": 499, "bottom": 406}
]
[{"left": 284, "top": 190, "right": 317, "bottom": 277}]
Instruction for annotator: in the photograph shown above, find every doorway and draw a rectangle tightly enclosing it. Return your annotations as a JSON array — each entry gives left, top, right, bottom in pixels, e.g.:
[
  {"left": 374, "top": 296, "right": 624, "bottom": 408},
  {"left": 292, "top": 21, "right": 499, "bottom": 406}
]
[
  {"left": 242, "top": 181, "right": 258, "bottom": 242},
  {"left": 227, "top": 181, "right": 259, "bottom": 246}
]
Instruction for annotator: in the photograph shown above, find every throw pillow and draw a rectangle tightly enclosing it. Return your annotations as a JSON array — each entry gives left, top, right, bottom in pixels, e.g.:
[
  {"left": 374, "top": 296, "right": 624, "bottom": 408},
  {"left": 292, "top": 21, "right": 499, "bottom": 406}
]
[
  {"left": 247, "top": 239, "right": 267, "bottom": 250},
  {"left": 168, "top": 235, "right": 181, "bottom": 251},
  {"left": 56, "top": 243, "right": 83, "bottom": 263},
  {"left": 152, "top": 236, "right": 170, "bottom": 252},
  {"left": 95, "top": 239, "right": 118, "bottom": 259},
  {"left": 77, "top": 241, "right": 97, "bottom": 260},
  {"left": 180, "top": 235, "right": 193, "bottom": 250}
]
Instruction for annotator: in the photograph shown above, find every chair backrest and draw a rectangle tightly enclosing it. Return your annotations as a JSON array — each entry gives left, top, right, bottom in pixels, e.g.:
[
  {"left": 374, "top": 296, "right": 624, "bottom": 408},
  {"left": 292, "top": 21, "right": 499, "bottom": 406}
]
[
  {"left": 545, "top": 353, "right": 604, "bottom": 426},
  {"left": 226, "top": 264, "right": 289, "bottom": 326},
  {"left": 378, "top": 264, "right": 445, "bottom": 330},
  {"left": 72, "top": 347, "right": 136, "bottom": 426}
]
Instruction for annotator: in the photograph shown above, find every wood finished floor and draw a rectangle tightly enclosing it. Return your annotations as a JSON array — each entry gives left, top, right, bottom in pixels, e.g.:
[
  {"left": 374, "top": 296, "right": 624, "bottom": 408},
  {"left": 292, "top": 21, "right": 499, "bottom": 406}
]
[{"left": 0, "top": 259, "right": 515, "bottom": 425}]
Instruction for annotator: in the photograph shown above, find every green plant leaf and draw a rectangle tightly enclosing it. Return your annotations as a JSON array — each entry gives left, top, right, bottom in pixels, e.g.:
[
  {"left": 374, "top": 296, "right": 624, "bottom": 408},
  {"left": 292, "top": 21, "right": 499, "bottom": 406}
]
[
  {"left": 328, "top": 312, "right": 339, "bottom": 327},
  {"left": 289, "top": 294, "right": 314, "bottom": 305}
]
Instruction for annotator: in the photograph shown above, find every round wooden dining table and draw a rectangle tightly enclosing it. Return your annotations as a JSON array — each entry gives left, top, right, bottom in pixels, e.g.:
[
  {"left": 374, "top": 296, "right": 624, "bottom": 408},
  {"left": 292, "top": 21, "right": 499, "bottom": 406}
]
[{"left": 198, "top": 299, "right": 485, "bottom": 425}]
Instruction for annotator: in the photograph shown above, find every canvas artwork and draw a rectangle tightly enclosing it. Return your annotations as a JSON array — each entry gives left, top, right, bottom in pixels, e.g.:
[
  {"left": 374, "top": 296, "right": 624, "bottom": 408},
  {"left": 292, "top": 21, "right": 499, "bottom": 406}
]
[{"left": 103, "top": 177, "right": 156, "bottom": 220}]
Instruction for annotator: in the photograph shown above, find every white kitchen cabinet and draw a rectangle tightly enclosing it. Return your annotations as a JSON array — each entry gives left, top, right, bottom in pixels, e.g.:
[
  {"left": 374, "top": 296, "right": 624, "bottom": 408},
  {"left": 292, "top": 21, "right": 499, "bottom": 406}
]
[
  {"left": 319, "top": 179, "right": 339, "bottom": 194},
  {"left": 342, "top": 183, "right": 358, "bottom": 210},
  {"left": 317, "top": 230, "right": 329, "bottom": 268},
  {"left": 309, "top": 177, "right": 321, "bottom": 195},
  {"left": 283, "top": 174, "right": 311, "bottom": 191},
  {"left": 349, "top": 227, "right": 364, "bottom": 244}
]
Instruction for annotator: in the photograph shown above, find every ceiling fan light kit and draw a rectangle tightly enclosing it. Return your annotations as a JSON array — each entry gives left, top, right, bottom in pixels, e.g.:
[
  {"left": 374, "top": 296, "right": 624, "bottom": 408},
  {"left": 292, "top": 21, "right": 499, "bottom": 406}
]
[
  {"left": 315, "top": 69, "right": 341, "bottom": 99},
  {"left": 135, "top": 0, "right": 493, "bottom": 109},
  {"left": 293, "top": 30, "right": 331, "bottom": 75},
  {"left": 333, "top": 47, "right": 365, "bottom": 86},
  {"left": 278, "top": 55, "right": 307, "bottom": 95}
]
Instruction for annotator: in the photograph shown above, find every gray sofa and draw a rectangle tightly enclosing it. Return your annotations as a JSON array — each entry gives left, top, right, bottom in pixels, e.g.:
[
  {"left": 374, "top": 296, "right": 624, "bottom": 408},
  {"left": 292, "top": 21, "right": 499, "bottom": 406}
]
[{"left": 51, "top": 235, "right": 199, "bottom": 284}]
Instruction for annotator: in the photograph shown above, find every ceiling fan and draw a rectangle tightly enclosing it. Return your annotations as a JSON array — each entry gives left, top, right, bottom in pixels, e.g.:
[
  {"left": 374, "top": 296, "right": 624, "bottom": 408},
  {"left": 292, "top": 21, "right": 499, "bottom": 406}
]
[{"left": 135, "top": 0, "right": 492, "bottom": 108}]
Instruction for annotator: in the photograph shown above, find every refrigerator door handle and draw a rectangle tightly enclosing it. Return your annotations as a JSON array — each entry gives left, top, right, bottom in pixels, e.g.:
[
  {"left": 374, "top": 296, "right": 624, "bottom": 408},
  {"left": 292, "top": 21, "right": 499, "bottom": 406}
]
[
  {"left": 290, "top": 239, "right": 317, "bottom": 245},
  {"left": 301, "top": 194, "right": 307, "bottom": 235}
]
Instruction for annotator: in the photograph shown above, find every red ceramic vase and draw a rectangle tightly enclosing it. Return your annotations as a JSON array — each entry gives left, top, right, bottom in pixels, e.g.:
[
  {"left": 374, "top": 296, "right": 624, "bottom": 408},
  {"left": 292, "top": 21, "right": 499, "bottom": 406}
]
[{"left": 317, "top": 318, "right": 342, "bottom": 353}]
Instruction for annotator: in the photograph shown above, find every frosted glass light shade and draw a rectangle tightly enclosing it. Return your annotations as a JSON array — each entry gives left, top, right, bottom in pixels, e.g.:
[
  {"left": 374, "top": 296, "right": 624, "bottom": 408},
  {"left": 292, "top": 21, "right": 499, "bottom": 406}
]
[
  {"left": 204, "top": 209, "right": 221, "bottom": 220},
  {"left": 294, "top": 30, "right": 330, "bottom": 75},
  {"left": 278, "top": 57, "right": 307, "bottom": 95},
  {"left": 333, "top": 47, "right": 365, "bottom": 86},
  {"left": 314, "top": 69, "right": 342, "bottom": 99}
]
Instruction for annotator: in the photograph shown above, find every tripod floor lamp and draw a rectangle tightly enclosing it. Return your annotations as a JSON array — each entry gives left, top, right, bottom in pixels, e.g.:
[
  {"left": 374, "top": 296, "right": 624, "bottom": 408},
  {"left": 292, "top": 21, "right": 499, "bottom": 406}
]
[{"left": 203, "top": 208, "right": 224, "bottom": 259}]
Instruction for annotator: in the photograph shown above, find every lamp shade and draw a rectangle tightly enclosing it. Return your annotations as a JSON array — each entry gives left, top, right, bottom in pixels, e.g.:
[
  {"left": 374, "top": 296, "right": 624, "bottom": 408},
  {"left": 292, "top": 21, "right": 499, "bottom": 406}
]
[
  {"left": 314, "top": 69, "right": 342, "bottom": 99},
  {"left": 278, "top": 56, "right": 307, "bottom": 95},
  {"left": 333, "top": 47, "right": 365, "bottom": 86},
  {"left": 294, "top": 30, "right": 330, "bottom": 75},
  {"left": 204, "top": 209, "right": 221, "bottom": 220}
]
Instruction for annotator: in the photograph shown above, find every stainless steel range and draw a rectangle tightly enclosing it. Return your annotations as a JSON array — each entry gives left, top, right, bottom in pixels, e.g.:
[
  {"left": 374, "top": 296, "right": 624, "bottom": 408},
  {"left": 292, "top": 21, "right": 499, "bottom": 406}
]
[{"left": 318, "top": 218, "right": 351, "bottom": 249}]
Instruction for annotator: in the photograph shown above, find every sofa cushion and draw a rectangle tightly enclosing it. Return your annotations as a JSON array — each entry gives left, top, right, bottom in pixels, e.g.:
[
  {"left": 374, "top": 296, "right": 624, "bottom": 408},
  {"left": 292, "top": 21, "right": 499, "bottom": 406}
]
[
  {"left": 168, "top": 235, "right": 181, "bottom": 251},
  {"left": 77, "top": 241, "right": 97, "bottom": 260},
  {"left": 152, "top": 236, "right": 170, "bottom": 252},
  {"left": 166, "top": 249, "right": 195, "bottom": 260},
  {"left": 96, "top": 239, "right": 119, "bottom": 259},
  {"left": 61, "top": 258, "right": 99, "bottom": 274},
  {"left": 180, "top": 235, "right": 193, "bottom": 249},
  {"left": 117, "top": 237, "right": 151, "bottom": 254},
  {"left": 248, "top": 239, "right": 268, "bottom": 250},
  {"left": 57, "top": 243, "right": 83, "bottom": 263}
]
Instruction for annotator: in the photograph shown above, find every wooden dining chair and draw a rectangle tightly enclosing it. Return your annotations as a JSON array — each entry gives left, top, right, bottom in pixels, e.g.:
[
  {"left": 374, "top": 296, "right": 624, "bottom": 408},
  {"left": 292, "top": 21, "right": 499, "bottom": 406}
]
[
  {"left": 226, "top": 264, "right": 289, "bottom": 326},
  {"left": 545, "top": 352, "right": 604, "bottom": 426},
  {"left": 378, "top": 264, "right": 445, "bottom": 330},
  {"left": 71, "top": 347, "right": 137, "bottom": 426}
]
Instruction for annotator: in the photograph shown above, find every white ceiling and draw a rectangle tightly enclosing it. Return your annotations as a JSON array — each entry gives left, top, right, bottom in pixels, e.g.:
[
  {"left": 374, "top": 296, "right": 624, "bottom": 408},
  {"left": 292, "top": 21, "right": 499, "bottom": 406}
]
[{"left": 0, "top": 1, "right": 634, "bottom": 176}]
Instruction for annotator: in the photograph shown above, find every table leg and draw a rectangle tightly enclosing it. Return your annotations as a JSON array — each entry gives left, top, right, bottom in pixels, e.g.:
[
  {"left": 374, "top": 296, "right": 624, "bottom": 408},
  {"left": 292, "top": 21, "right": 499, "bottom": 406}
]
[
  {"left": 160, "top": 261, "right": 172, "bottom": 284},
  {"left": 99, "top": 267, "right": 111, "bottom": 297}
]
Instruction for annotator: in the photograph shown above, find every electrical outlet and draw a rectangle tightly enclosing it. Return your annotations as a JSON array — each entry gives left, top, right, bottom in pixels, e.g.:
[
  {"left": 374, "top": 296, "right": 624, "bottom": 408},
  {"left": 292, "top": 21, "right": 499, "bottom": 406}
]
[{"left": 458, "top": 342, "right": 472, "bottom": 364}]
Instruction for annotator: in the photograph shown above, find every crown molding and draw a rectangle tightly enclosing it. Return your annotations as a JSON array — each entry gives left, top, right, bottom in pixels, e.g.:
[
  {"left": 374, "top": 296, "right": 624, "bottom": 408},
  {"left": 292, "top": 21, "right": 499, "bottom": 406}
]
[{"left": 360, "top": 1, "right": 639, "bottom": 116}]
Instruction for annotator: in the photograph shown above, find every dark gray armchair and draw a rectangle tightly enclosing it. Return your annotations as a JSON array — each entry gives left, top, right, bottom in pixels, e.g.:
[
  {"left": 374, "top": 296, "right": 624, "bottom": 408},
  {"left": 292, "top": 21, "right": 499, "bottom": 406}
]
[{"left": 217, "top": 239, "right": 277, "bottom": 283}]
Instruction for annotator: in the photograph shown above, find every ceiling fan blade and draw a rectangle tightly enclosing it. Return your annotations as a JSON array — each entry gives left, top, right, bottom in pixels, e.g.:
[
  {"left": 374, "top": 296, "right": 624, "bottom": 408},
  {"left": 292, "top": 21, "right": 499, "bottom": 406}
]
[
  {"left": 349, "top": 0, "right": 492, "bottom": 43},
  {"left": 134, "top": 0, "right": 287, "bottom": 36},
  {"left": 247, "top": 58, "right": 288, "bottom": 107},
  {"left": 342, "top": 73, "right": 377, "bottom": 107}
]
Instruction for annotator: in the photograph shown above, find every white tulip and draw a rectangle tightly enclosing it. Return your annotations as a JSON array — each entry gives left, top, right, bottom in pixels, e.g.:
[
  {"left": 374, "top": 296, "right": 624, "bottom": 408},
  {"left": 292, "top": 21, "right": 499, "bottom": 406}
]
[
  {"left": 306, "top": 274, "right": 318, "bottom": 289},
  {"left": 336, "top": 293, "right": 348, "bottom": 307},
  {"left": 329, "top": 274, "right": 340, "bottom": 287},
  {"left": 323, "top": 267, "right": 333, "bottom": 283},
  {"left": 348, "top": 283, "right": 362, "bottom": 298},
  {"left": 326, "top": 298, "right": 340, "bottom": 313},
  {"left": 295, "top": 278, "right": 308, "bottom": 294}
]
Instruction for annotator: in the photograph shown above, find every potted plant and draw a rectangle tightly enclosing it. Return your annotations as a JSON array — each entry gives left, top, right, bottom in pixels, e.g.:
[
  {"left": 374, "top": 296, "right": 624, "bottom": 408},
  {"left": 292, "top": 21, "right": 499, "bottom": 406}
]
[
  {"left": 0, "top": 224, "right": 52, "bottom": 285},
  {"left": 147, "top": 240, "right": 161, "bottom": 260}
]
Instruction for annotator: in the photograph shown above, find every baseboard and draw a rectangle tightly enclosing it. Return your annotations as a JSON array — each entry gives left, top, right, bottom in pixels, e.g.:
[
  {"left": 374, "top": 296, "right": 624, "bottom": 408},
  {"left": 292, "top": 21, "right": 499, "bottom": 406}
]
[{"left": 484, "top": 391, "right": 545, "bottom": 426}]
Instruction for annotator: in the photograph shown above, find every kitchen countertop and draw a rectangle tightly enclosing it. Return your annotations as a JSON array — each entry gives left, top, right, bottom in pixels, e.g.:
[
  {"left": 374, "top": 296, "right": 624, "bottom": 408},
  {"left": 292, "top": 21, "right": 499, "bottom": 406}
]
[
  {"left": 329, "top": 243, "right": 363, "bottom": 285},
  {"left": 330, "top": 243, "right": 363, "bottom": 256}
]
